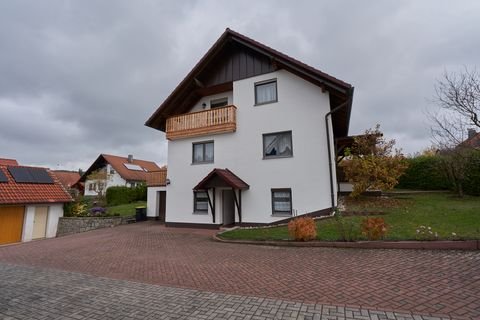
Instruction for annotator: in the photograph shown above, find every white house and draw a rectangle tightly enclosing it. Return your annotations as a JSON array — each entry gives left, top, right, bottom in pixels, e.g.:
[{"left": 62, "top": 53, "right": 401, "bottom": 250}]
[
  {"left": 145, "top": 29, "right": 354, "bottom": 228},
  {"left": 0, "top": 159, "right": 72, "bottom": 245},
  {"left": 79, "top": 154, "right": 162, "bottom": 196}
]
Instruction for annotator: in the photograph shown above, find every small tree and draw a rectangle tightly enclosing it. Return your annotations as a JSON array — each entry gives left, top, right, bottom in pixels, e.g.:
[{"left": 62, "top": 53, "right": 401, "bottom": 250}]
[
  {"left": 86, "top": 169, "right": 108, "bottom": 196},
  {"left": 343, "top": 124, "right": 408, "bottom": 198},
  {"left": 428, "top": 67, "right": 480, "bottom": 196}
]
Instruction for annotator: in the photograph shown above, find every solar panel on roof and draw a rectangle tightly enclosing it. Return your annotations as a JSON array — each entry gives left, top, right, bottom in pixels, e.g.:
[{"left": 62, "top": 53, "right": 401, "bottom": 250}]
[
  {"left": 123, "top": 163, "right": 145, "bottom": 171},
  {"left": 7, "top": 167, "right": 54, "bottom": 184},
  {"left": 29, "top": 167, "right": 54, "bottom": 183},
  {"left": 0, "top": 169, "right": 8, "bottom": 183}
]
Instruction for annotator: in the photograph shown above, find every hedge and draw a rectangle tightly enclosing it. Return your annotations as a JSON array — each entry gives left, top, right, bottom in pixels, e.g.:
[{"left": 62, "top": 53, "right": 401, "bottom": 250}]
[
  {"left": 463, "top": 151, "right": 480, "bottom": 196},
  {"left": 106, "top": 184, "right": 147, "bottom": 206},
  {"left": 397, "top": 156, "right": 450, "bottom": 190}
]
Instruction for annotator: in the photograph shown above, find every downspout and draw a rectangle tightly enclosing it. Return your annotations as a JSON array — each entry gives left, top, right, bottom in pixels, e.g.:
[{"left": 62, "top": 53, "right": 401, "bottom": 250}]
[{"left": 325, "top": 89, "right": 353, "bottom": 211}]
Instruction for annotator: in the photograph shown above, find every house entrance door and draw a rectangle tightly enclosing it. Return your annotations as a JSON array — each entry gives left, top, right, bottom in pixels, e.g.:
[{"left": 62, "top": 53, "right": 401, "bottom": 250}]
[{"left": 222, "top": 190, "right": 235, "bottom": 226}]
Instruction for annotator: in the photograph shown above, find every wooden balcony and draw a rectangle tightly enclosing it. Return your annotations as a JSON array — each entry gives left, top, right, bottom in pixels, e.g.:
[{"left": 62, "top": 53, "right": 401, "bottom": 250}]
[
  {"left": 166, "top": 105, "right": 237, "bottom": 140},
  {"left": 146, "top": 169, "right": 167, "bottom": 187}
]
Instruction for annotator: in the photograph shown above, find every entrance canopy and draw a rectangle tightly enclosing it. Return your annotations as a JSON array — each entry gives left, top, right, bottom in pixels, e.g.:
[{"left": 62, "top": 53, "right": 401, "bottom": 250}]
[
  {"left": 193, "top": 168, "right": 249, "bottom": 224},
  {"left": 193, "top": 168, "right": 249, "bottom": 191}
]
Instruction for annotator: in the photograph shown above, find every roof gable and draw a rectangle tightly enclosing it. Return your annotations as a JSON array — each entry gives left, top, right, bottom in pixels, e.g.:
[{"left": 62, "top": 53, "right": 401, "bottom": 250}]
[
  {"left": 145, "top": 28, "right": 354, "bottom": 137},
  {"left": 0, "top": 165, "right": 72, "bottom": 205},
  {"left": 80, "top": 154, "right": 161, "bottom": 183},
  {"left": 194, "top": 168, "right": 249, "bottom": 190}
]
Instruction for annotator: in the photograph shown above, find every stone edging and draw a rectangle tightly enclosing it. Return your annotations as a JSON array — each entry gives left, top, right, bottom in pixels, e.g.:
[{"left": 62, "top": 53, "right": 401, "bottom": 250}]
[{"left": 213, "top": 234, "right": 480, "bottom": 250}]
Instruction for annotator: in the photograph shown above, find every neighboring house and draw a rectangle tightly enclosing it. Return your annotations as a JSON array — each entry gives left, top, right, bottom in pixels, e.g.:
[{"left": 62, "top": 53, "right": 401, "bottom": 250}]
[
  {"left": 459, "top": 129, "right": 480, "bottom": 149},
  {"left": 0, "top": 163, "right": 72, "bottom": 245},
  {"left": 145, "top": 28, "right": 354, "bottom": 228},
  {"left": 79, "top": 154, "right": 162, "bottom": 196},
  {"left": 53, "top": 170, "right": 81, "bottom": 197}
]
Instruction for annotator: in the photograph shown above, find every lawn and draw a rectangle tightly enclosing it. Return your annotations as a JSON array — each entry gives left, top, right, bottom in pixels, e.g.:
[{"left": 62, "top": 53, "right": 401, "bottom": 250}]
[
  {"left": 106, "top": 201, "right": 147, "bottom": 217},
  {"left": 219, "top": 193, "right": 480, "bottom": 241}
]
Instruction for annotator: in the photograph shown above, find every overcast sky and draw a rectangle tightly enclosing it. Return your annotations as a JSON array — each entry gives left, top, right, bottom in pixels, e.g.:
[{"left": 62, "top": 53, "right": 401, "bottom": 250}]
[{"left": 1, "top": 0, "right": 478, "bottom": 170}]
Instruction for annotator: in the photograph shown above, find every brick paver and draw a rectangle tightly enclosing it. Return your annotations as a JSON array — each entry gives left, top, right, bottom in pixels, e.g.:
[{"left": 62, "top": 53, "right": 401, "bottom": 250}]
[
  {"left": 0, "top": 263, "right": 451, "bottom": 320},
  {"left": 0, "top": 222, "right": 479, "bottom": 319}
]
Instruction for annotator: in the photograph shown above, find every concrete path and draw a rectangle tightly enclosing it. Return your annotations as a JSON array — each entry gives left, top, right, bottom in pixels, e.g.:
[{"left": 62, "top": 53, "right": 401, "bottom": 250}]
[
  {"left": 0, "top": 263, "right": 451, "bottom": 320},
  {"left": 0, "top": 222, "right": 478, "bottom": 319}
]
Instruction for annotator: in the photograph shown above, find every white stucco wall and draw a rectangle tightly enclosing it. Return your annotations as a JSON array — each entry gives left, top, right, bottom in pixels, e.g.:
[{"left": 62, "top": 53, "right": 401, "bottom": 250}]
[
  {"left": 84, "top": 165, "right": 127, "bottom": 196},
  {"left": 147, "top": 186, "right": 166, "bottom": 218},
  {"left": 21, "top": 206, "right": 35, "bottom": 242},
  {"left": 22, "top": 203, "right": 64, "bottom": 241},
  {"left": 166, "top": 70, "right": 336, "bottom": 225},
  {"left": 46, "top": 204, "right": 63, "bottom": 238},
  {"left": 190, "top": 91, "right": 233, "bottom": 112}
]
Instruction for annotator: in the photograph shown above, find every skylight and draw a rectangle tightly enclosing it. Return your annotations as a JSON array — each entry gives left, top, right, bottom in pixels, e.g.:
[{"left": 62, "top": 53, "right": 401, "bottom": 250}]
[{"left": 123, "top": 163, "right": 146, "bottom": 171}]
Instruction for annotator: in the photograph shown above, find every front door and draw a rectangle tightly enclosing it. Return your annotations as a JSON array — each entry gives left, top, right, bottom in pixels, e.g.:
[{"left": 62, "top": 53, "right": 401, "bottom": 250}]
[
  {"left": 158, "top": 191, "right": 166, "bottom": 223},
  {"left": 222, "top": 190, "right": 235, "bottom": 226},
  {"left": 32, "top": 206, "right": 48, "bottom": 239}
]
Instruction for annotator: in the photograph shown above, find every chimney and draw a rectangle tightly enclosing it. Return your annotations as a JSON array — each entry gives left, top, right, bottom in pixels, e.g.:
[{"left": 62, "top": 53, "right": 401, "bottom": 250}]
[
  {"left": 468, "top": 129, "right": 477, "bottom": 139},
  {"left": 127, "top": 154, "right": 133, "bottom": 163}
]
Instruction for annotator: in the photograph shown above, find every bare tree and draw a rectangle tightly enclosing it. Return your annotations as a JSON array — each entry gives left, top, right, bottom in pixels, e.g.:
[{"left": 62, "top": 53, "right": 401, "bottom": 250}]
[{"left": 428, "top": 67, "right": 480, "bottom": 196}]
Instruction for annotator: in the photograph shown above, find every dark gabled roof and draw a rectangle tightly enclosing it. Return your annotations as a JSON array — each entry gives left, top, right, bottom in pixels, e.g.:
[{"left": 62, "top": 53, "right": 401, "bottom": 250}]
[
  {"left": 79, "top": 154, "right": 161, "bottom": 183},
  {"left": 145, "top": 28, "right": 354, "bottom": 137},
  {"left": 0, "top": 165, "right": 72, "bottom": 205},
  {"left": 193, "top": 168, "right": 249, "bottom": 190}
]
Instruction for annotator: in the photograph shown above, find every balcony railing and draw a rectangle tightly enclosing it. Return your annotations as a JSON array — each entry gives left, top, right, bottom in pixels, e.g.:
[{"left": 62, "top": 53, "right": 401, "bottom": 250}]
[
  {"left": 146, "top": 169, "right": 167, "bottom": 187},
  {"left": 166, "top": 105, "right": 237, "bottom": 140}
]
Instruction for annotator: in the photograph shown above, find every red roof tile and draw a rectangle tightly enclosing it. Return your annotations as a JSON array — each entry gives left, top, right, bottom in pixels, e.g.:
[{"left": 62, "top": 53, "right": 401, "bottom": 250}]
[
  {"left": 0, "top": 158, "right": 18, "bottom": 166},
  {"left": 52, "top": 170, "right": 81, "bottom": 188},
  {"left": 194, "top": 168, "right": 249, "bottom": 190},
  {"left": 80, "top": 154, "right": 162, "bottom": 183},
  {"left": 0, "top": 165, "right": 73, "bottom": 205}
]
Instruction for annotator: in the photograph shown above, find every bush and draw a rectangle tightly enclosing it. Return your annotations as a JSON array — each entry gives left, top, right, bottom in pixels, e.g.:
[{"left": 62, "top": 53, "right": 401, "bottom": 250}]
[
  {"left": 106, "top": 184, "right": 147, "bottom": 206},
  {"left": 397, "top": 156, "right": 450, "bottom": 190},
  {"left": 463, "top": 150, "right": 480, "bottom": 196},
  {"left": 288, "top": 217, "right": 317, "bottom": 241},
  {"left": 361, "top": 217, "right": 388, "bottom": 240}
]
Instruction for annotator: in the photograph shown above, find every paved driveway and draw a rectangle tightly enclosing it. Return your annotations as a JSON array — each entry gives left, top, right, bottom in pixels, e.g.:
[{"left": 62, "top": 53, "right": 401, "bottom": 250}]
[{"left": 0, "top": 221, "right": 479, "bottom": 319}]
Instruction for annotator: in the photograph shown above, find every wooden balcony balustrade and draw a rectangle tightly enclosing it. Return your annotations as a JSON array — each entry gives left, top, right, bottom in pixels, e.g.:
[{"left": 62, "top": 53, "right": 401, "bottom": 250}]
[
  {"left": 165, "top": 105, "right": 237, "bottom": 140},
  {"left": 146, "top": 169, "right": 167, "bottom": 187}
]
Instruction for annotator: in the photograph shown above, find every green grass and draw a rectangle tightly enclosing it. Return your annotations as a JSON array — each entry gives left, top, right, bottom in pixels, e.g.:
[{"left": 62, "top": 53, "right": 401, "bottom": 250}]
[
  {"left": 219, "top": 193, "right": 480, "bottom": 241},
  {"left": 106, "top": 201, "right": 147, "bottom": 217}
]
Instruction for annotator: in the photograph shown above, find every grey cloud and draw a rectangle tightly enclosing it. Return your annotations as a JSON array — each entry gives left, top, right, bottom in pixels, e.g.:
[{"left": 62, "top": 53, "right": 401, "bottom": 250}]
[{"left": 0, "top": 0, "right": 478, "bottom": 170}]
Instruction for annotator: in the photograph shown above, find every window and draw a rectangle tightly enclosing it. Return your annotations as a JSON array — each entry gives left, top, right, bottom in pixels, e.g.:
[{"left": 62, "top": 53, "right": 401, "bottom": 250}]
[
  {"left": 194, "top": 191, "right": 209, "bottom": 213},
  {"left": 271, "top": 189, "right": 292, "bottom": 215},
  {"left": 263, "top": 131, "right": 293, "bottom": 158},
  {"left": 192, "top": 141, "right": 214, "bottom": 164},
  {"left": 210, "top": 97, "right": 228, "bottom": 108},
  {"left": 89, "top": 183, "right": 96, "bottom": 191},
  {"left": 255, "top": 79, "right": 277, "bottom": 105}
]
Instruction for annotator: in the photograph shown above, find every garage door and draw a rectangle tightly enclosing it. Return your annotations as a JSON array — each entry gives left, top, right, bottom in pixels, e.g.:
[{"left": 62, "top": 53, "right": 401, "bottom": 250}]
[{"left": 0, "top": 206, "right": 25, "bottom": 245}]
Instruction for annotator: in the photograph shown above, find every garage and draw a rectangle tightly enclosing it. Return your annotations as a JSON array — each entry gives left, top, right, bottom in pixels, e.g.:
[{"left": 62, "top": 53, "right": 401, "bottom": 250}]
[{"left": 0, "top": 206, "right": 25, "bottom": 245}]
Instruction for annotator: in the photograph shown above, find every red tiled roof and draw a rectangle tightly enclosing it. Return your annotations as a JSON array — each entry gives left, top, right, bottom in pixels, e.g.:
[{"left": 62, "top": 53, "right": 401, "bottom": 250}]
[
  {"left": 0, "top": 165, "right": 73, "bottom": 205},
  {"left": 0, "top": 158, "right": 18, "bottom": 166},
  {"left": 194, "top": 168, "right": 249, "bottom": 190},
  {"left": 80, "top": 154, "right": 162, "bottom": 183},
  {"left": 459, "top": 132, "right": 480, "bottom": 148},
  {"left": 52, "top": 170, "right": 81, "bottom": 188}
]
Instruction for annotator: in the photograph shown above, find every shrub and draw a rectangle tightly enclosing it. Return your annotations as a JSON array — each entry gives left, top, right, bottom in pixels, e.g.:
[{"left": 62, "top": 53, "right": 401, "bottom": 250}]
[
  {"left": 397, "top": 156, "right": 450, "bottom": 190},
  {"left": 106, "top": 184, "right": 147, "bottom": 206},
  {"left": 89, "top": 207, "right": 107, "bottom": 216},
  {"left": 361, "top": 217, "right": 388, "bottom": 240},
  {"left": 288, "top": 217, "right": 317, "bottom": 241},
  {"left": 334, "top": 211, "right": 359, "bottom": 242},
  {"left": 463, "top": 150, "right": 480, "bottom": 196}
]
